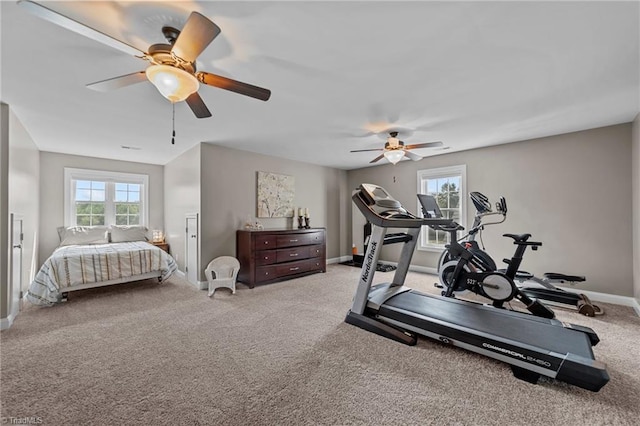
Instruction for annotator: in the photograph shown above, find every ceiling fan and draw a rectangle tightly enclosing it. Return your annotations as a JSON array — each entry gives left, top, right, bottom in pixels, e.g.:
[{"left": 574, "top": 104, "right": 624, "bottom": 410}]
[
  {"left": 350, "top": 131, "right": 444, "bottom": 164},
  {"left": 18, "top": 0, "right": 271, "bottom": 118}
]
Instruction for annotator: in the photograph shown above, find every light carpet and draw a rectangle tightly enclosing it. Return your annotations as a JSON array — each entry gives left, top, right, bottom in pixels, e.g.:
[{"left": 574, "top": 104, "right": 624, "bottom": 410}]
[{"left": 1, "top": 265, "right": 639, "bottom": 425}]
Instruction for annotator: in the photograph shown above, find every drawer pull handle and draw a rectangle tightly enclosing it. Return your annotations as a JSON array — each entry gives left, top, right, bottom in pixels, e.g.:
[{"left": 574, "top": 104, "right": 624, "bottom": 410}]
[
  {"left": 264, "top": 241, "right": 269, "bottom": 245},
  {"left": 264, "top": 256, "right": 269, "bottom": 260},
  {"left": 289, "top": 253, "right": 299, "bottom": 257},
  {"left": 290, "top": 267, "right": 300, "bottom": 271},
  {"left": 290, "top": 239, "right": 298, "bottom": 242}
]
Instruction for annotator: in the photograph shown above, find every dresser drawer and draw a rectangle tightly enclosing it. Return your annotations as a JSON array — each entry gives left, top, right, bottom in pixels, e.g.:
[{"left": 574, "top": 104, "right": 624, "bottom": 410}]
[
  {"left": 255, "top": 250, "right": 277, "bottom": 266},
  {"left": 276, "top": 234, "right": 308, "bottom": 248},
  {"left": 306, "top": 231, "right": 325, "bottom": 245},
  {"left": 255, "top": 265, "right": 278, "bottom": 283},
  {"left": 306, "top": 257, "right": 324, "bottom": 271},
  {"left": 309, "top": 245, "right": 323, "bottom": 258},
  {"left": 255, "top": 234, "right": 277, "bottom": 250},
  {"left": 275, "top": 260, "right": 312, "bottom": 277},
  {"left": 276, "top": 246, "right": 310, "bottom": 263}
]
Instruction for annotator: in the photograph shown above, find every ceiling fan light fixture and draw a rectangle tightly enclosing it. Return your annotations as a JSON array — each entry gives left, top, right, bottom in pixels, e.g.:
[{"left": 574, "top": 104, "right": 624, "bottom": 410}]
[
  {"left": 384, "top": 150, "right": 404, "bottom": 165},
  {"left": 145, "top": 64, "right": 199, "bottom": 103}
]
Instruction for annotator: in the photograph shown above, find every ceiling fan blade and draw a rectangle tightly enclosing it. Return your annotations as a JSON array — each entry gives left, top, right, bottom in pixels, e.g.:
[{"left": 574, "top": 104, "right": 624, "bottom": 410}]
[
  {"left": 171, "top": 12, "right": 221, "bottom": 63},
  {"left": 370, "top": 154, "right": 385, "bottom": 164},
  {"left": 404, "top": 141, "right": 444, "bottom": 150},
  {"left": 350, "top": 148, "right": 384, "bottom": 153},
  {"left": 86, "top": 71, "right": 148, "bottom": 92},
  {"left": 18, "top": 0, "right": 144, "bottom": 57},
  {"left": 197, "top": 72, "right": 271, "bottom": 101},
  {"left": 403, "top": 150, "right": 423, "bottom": 161},
  {"left": 185, "top": 92, "right": 212, "bottom": 119}
]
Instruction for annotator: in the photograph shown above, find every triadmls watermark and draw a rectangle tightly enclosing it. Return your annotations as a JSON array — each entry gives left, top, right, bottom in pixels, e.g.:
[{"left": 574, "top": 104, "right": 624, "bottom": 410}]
[{"left": 1, "top": 417, "right": 43, "bottom": 425}]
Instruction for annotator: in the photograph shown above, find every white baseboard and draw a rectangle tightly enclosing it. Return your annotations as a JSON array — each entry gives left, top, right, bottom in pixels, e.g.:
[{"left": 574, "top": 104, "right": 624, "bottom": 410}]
[
  {"left": 0, "top": 312, "right": 15, "bottom": 330},
  {"left": 328, "top": 256, "right": 352, "bottom": 264},
  {"left": 556, "top": 286, "right": 640, "bottom": 316}
]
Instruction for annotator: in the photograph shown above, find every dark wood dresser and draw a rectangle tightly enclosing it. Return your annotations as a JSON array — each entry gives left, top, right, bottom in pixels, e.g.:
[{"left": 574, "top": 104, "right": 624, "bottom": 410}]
[{"left": 236, "top": 228, "right": 326, "bottom": 288}]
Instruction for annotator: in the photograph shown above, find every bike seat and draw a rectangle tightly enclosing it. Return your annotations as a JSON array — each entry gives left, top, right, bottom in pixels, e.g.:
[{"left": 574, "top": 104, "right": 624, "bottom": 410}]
[
  {"left": 502, "top": 233, "right": 531, "bottom": 242},
  {"left": 544, "top": 272, "right": 586, "bottom": 282}
]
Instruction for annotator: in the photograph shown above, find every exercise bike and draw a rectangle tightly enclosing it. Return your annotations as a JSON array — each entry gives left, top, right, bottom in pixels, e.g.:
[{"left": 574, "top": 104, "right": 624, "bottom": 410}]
[
  {"left": 430, "top": 192, "right": 602, "bottom": 317},
  {"left": 436, "top": 223, "right": 556, "bottom": 319}
]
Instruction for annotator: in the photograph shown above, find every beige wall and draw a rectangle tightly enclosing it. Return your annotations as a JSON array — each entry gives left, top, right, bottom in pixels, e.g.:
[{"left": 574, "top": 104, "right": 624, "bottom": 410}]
[
  {"left": 1, "top": 103, "right": 40, "bottom": 322},
  {"left": 163, "top": 144, "right": 201, "bottom": 273},
  {"left": 38, "top": 152, "right": 164, "bottom": 263},
  {"left": 348, "top": 123, "right": 633, "bottom": 297},
  {"left": 632, "top": 113, "right": 639, "bottom": 303},
  {"left": 9, "top": 108, "right": 40, "bottom": 296},
  {"left": 197, "top": 143, "right": 348, "bottom": 282}
]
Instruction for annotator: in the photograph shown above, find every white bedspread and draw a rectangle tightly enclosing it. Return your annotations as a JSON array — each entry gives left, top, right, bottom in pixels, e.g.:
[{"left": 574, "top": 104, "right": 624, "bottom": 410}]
[{"left": 27, "top": 241, "right": 177, "bottom": 306}]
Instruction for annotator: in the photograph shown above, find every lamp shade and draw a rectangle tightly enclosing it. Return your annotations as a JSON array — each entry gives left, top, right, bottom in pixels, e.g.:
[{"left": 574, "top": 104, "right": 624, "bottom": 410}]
[
  {"left": 145, "top": 64, "right": 199, "bottom": 103},
  {"left": 384, "top": 150, "right": 405, "bottom": 165}
]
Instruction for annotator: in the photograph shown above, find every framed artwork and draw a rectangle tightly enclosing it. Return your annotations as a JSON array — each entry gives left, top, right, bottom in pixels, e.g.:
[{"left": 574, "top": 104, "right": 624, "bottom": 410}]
[{"left": 257, "top": 171, "right": 295, "bottom": 218}]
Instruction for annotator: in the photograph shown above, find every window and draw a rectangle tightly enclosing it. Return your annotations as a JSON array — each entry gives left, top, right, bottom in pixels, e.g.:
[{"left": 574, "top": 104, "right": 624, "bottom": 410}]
[
  {"left": 64, "top": 168, "right": 149, "bottom": 227},
  {"left": 417, "top": 165, "right": 466, "bottom": 251}
]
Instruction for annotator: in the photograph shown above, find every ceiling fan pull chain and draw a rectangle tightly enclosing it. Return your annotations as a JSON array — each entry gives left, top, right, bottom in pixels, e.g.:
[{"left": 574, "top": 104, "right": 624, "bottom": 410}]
[{"left": 171, "top": 103, "right": 176, "bottom": 145}]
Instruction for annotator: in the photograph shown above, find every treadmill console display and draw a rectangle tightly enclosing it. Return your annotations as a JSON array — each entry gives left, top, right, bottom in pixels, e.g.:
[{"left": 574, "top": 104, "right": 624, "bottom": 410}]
[{"left": 360, "top": 183, "right": 401, "bottom": 208}]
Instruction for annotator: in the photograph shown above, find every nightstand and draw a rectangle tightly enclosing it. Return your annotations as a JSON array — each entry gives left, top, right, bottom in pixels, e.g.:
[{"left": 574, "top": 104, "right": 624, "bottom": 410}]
[{"left": 152, "top": 242, "right": 170, "bottom": 253}]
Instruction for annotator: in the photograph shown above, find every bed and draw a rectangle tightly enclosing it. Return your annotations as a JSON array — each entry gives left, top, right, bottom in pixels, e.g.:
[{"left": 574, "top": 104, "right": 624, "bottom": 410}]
[{"left": 27, "top": 226, "right": 177, "bottom": 306}]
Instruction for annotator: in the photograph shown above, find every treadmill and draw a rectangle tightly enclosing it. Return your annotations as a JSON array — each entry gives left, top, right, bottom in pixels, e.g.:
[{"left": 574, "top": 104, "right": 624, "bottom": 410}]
[{"left": 345, "top": 183, "right": 609, "bottom": 392}]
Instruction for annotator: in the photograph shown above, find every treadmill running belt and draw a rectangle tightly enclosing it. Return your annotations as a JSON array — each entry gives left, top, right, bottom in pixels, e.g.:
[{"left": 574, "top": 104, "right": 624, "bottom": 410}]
[{"left": 380, "top": 290, "right": 595, "bottom": 359}]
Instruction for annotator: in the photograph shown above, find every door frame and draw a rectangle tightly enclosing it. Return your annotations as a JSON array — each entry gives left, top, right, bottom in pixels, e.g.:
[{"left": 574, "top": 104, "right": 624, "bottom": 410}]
[
  {"left": 10, "top": 213, "right": 23, "bottom": 320},
  {"left": 185, "top": 213, "right": 204, "bottom": 289}
]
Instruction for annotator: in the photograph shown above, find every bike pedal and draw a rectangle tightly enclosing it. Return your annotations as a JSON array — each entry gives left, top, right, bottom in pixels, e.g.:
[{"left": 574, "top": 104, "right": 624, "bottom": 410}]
[{"left": 434, "top": 283, "right": 443, "bottom": 289}]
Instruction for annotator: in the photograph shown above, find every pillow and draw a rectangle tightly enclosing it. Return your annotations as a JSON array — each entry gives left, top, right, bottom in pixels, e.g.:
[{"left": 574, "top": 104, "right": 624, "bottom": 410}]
[
  {"left": 59, "top": 226, "right": 109, "bottom": 246},
  {"left": 109, "top": 225, "right": 148, "bottom": 243}
]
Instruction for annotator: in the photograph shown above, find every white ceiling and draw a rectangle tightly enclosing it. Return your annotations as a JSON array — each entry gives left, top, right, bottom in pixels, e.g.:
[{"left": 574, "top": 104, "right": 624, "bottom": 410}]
[{"left": 1, "top": 1, "right": 638, "bottom": 170}]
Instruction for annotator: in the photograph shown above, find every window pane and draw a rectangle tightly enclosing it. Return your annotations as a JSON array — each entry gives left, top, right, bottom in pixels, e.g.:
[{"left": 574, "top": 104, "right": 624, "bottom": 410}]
[
  {"left": 93, "top": 216, "right": 105, "bottom": 226},
  {"left": 116, "top": 204, "right": 128, "bottom": 214},
  {"left": 449, "top": 192, "right": 460, "bottom": 209},
  {"left": 129, "top": 204, "right": 139, "bottom": 214},
  {"left": 129, "top": 191, "right": 140, "bottom": 202},
  {"left": 76, "top": 202, "right": 91, "bottom": 214},
  {"left": 116, "top": 216, "right": 128, "bottom": 225},
  {"left": 92, "top": 202, "right": 105, "bottom": 214},
  {"left": 129, "top": 215, "right": 140, "bottom": 225},
  {"left": 76, "top": 180, "right": 91, "bottom": 190},
  {"left": 91, "top": 189, "right": 105, "bottom": 202},
  {"left": 77, "top": 216, "right": 91, "bottom": 226},
  {"left": 115, "top": 183, "right": 128, "bottom": 192},
  {"left": 115, "top": 191, "right": 128, "bottom": 202},
  {"left": 427, "top": 180, "right": 437, "bottom": 194},
  {"left": 76, "top": 189, "right": 91, "bottom": 201}
]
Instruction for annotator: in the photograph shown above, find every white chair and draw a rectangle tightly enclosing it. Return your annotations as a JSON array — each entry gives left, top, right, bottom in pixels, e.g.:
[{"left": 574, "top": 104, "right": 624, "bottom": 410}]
[{"left": 205, "top": 256, "right": 240, "bottom": 297}]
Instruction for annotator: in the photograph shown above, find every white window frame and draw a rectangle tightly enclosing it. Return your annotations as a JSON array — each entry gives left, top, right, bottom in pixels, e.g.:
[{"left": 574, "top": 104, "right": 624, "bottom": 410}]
[
  {"left": 64, "top": 168, "right": 149, "bottom": 227},
  {"left": 416, "top": 165, "right": 467, "bottom": 251}
]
